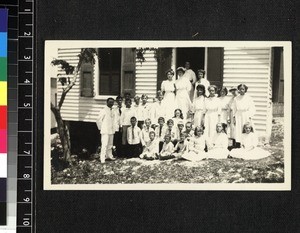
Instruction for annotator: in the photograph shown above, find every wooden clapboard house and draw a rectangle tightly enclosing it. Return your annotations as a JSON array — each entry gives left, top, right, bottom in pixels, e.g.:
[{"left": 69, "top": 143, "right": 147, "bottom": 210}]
[{"left": 51, "top": 47, "right": 284, "bottom": 152}]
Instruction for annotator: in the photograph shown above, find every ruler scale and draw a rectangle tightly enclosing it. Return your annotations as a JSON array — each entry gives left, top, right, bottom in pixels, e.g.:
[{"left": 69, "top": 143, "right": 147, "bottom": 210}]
[
  {"left": 0, "top": 1, "right": 18, "bottom": 232},
  {"left": 17, "top": 0, "right": 34, "bottom": 232}
]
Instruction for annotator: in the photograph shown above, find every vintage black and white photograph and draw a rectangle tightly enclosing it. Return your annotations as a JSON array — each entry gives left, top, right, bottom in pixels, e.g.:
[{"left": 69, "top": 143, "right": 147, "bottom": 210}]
[{"left": 44, "top": 41, "right": 291, "bottom": 190}]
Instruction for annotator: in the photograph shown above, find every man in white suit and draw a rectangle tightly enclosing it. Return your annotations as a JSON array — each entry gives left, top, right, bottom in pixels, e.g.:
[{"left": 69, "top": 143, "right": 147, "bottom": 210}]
[{"left": 96, "top": 98, "right": 117, "bottom": 163}]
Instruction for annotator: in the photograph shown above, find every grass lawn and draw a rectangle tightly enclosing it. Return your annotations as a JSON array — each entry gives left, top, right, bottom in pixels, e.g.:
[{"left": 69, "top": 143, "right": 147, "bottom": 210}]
[{"left": 51, "top": 117, "right": 284, "bottom": 184}]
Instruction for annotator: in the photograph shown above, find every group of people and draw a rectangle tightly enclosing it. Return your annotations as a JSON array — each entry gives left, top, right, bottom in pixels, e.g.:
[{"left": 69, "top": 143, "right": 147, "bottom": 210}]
[{"left": 96, "top": 63, "right": 270, "bottom": 163}]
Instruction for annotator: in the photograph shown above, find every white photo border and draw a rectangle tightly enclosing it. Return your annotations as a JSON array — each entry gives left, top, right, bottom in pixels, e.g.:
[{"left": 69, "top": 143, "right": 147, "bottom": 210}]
[{"left": 44, "top": 40, "right": 292, "bottom": 191}]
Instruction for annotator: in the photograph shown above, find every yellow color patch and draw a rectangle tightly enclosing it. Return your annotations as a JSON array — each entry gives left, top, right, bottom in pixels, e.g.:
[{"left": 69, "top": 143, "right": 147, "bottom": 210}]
[{"left": 0, "top": 82, "right": 7, "bottom": 105}]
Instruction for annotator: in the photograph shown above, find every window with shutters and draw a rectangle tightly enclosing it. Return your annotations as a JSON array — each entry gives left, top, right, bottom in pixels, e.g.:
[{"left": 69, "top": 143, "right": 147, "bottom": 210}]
[
  {"left": 98, "top": 48, "right": 122, "bottom": 95},
  {"left": 80, "top": 62, "right": 94, "bottom": 97}
]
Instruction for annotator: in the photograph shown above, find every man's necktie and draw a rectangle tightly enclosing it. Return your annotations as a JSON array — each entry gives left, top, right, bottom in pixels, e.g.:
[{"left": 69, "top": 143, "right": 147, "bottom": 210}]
[{"left": 132, "top": 127, "right": 135, "bottom": 139}]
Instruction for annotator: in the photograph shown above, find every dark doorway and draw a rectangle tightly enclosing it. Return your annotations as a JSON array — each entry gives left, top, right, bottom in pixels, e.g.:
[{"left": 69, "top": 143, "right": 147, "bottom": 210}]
[
  {"left": 176, "top": 48, "right": 205, "bottom": 76},
  {"left": 272, "top": 47, "right": 284, "bottom": 103}
]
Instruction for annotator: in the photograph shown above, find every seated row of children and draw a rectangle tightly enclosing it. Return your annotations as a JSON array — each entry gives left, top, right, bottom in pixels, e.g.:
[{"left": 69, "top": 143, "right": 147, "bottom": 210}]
[{"left": 129, "top": 116, "right": 270, "bottom": 161}]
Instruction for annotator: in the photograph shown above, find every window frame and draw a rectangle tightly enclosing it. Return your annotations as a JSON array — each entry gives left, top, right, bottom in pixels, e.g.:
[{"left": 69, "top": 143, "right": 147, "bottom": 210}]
[{"left": 94, "top": 48, "right": 122, "bottom": 100}]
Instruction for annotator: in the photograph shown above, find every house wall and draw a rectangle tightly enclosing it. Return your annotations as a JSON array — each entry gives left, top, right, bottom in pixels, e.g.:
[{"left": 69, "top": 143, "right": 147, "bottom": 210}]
[
  {"left": 57, "top": 48, "right": 105, "bottom": 122},
  {"left": 56, "top": 47, "right": 273, "bottom": 140},
  {"left": 222, "top": 47, "right": 273, "bottom": 140},
  {"left": 135, "top": 50, "right": 158, "bottom": 99},
  {"left": 56, "top": 48, "right": 158, "bottom": 122}
]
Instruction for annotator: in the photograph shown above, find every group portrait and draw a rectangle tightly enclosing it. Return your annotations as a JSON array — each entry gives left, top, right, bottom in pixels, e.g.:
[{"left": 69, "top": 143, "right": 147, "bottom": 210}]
[{"left": 44, "top": 41, "right": 291, "bottom": 190}]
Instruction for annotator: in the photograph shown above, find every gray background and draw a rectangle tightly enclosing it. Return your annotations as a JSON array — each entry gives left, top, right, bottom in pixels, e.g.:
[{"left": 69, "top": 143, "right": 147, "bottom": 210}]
[{"left": 36, "top": 0, "right": 299, "bottom": 232}]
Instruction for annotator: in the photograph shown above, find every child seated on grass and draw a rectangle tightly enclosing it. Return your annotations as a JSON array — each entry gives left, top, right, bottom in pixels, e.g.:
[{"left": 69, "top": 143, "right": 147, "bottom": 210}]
[
  {"left": 158, "top": 134, "right": 175, "bottom": 160},
  {"left": 164, "top": 119, "right": 177, "bottom": 146},
  {"left": 139, "top": 131, "right": 159, "bottom": 160},
  {"left": 175, "top": 120, "right": 185, "bottom": 141},
  {"left": 184, "top": 121, "right": 194, "bottom": 139},
  {"left": 141, "top": 118, "right": 154, "bottom": 145},
  {"left": 206, "top": 123, "right": 229, "bottom": 159},
  {"left": 172, "top": 133, "right": 189, "bottom": 159},
  {"left": 229, "top": 122, "right": 270, "bottom": 160},
  {"left": 182, "top": 126, "right": 207, "bottom": 161},
  {"left": 155, "top": 117, "right": 167, "bottom": 152}
]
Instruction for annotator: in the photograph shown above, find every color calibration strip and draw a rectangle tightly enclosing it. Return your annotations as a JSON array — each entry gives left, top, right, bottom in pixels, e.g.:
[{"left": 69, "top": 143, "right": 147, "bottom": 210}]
[{"left": 0, "top": 8, "right": 8, "bottom": 226}]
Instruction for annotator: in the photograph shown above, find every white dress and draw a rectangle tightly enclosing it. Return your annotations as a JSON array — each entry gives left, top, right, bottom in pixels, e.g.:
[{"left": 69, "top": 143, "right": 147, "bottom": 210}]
[
  {"left": 175, "top": 76, "right": 192, "bottom": 119},
  {"left": 230, "top": 132, "right": 270, "bottom": 160},
  {"left": 192, "top": 95, "right": 205, "bottom": 127},
  {"left": 203, "top": 96, "right": 221, "bottom": 140},
  {"left": 219, "top": 96, "right": 231, "bottom": 125},
  {"left": 161, "top": 80, "right": 177, "bottom": 120},
  {"left": 206, "top": 132, "right": 229, "bottom": 159},
  {"left": 228, "top": 96, "right": 236, "bottom": 139},
  {"left": 183, "top": 69, "right": 196, "bottom": 101},
  {"left": 194, "top": 78, "right": 210, "bottom": 100},
  {"left": 140, "top": 139, "right": 159, "bottom": 159},
  {"left": 232, "top": 94, "right": 256, "bottom": 143},
  {"left": 182, "top": 135, "right": 207, "bottom": 161}
]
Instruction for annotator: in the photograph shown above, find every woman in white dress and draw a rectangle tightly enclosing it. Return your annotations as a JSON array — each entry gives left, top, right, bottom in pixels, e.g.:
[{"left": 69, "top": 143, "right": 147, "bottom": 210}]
[
  {"left": 192, "top": 84, "right": 206, "bottom": 128},
  {"left": 206, "top": 123, "right": 229, "bottom": 159},
  {"left": 229, "top": 122, "right": 270, "bottom": 160},
  {"left": 161, "top": 69, "right": 177, "bottom": 120},
  {"left": 194, "top": 69, "right": 210, "bottom": 100},
  {"left": 232, "top": 84, "right": 256, "bottom": 145},
  {"left": 218, "top": 87, "right": 231, "bottom": 127},
  {"left": 183, "top": 62, "right": 196, "bottom": 101},
  {"left": 182, "top": 126, "right": 207, "bottom": 161},
  {"left": 228, "top": 87, "right": 239, "bottom": 140},
  {"left": 203, "top": 85, "right": 221, "bottom": 140},
  {"left": 175, "top": 67, "right": 192, "bottom": 119}
]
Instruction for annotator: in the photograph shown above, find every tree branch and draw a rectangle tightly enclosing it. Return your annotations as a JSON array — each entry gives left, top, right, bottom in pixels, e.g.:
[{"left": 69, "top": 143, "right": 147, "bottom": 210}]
[
  {"left": 58, "top": 69, "right": 78, "bottom": 109},
  {"left": 51, "top": 102, "right": 60, "bottom": 118}
]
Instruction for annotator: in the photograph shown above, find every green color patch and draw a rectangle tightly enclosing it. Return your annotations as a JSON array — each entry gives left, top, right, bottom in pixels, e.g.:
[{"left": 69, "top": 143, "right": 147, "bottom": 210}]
[{"left": 0, "top": 58, "right": 7, "bottom": 81}]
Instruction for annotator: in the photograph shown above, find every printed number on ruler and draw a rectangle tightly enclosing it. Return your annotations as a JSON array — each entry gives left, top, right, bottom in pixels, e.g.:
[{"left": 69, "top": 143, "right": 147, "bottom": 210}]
[{"left": 17, "top": 0, "right": 34, "bottom": 231}]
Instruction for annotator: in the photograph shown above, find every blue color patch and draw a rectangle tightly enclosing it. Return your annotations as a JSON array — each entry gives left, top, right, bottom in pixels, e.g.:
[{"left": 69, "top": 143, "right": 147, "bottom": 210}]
[
  {"left": 0, "top": 32, "right": 7, "bottom": 57},
  {"left": 0, "top": 9, "right": 8, "bottom": 32}
]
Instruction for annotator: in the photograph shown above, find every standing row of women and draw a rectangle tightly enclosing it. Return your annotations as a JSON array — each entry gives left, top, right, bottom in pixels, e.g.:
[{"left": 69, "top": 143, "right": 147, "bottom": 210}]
[{"left": 159, "top": 67, "right": 256, "bottom": 147}]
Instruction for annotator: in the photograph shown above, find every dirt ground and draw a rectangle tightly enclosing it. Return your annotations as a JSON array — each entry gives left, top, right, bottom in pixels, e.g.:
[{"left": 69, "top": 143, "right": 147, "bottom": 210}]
[{"left": 51, "top": 117, "right": 285, "bottom": 184}]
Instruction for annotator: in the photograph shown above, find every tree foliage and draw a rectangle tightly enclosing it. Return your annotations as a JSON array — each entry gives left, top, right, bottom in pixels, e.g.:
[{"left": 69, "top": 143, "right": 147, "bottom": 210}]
[{"left": 50, "top": 48, "right": 98, "bottom": 164}]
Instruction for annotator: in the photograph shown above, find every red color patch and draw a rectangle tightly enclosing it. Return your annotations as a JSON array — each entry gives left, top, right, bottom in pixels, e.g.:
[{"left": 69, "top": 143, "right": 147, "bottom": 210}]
[{"left": 0, "top": 106, "right": 7, "bottom": 130}]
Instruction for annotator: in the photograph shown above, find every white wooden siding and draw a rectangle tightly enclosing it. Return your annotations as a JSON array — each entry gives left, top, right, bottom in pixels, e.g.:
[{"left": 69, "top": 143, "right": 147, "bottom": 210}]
[
  {"left": 56, "top": 48, "right": 105, "bottom": 122},
  {"left": 222, "top": 47, "right": 272, "bottom": 140},
  {"left": 135, "top": 50, "right": 158, "bottom": 99},
  {"left": 56, "top": 48, "right": 158, "bottom": 123}
]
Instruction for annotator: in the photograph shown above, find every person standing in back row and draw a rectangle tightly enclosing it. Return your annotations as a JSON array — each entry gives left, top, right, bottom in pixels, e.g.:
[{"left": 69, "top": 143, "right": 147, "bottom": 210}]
[
  {"left": 175, "top": 67, "right": 192, "bottom": 119},
  {"left": 194, "top": 69, "right": 210, "bottom": 100},
  {"left": 113, "top": 96, "right": 123, "bottom": 157},
  {"left": 203, "top": 85, "right": 221, "bottom": 140},
  {"left": 232, "top": 84, "right": 255, "bottom": 147},
  {"left": 120, "top": 98, "right": 137, "bottom": 148},
  {"left": 183, "top": 61, "right": 196, "bottom": 101},
  {"left": 161, "top": 69, "right": 177, "bottom": 120},
  {"left": 96, "top": 98, "right": 117, "bottom": 163}
]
